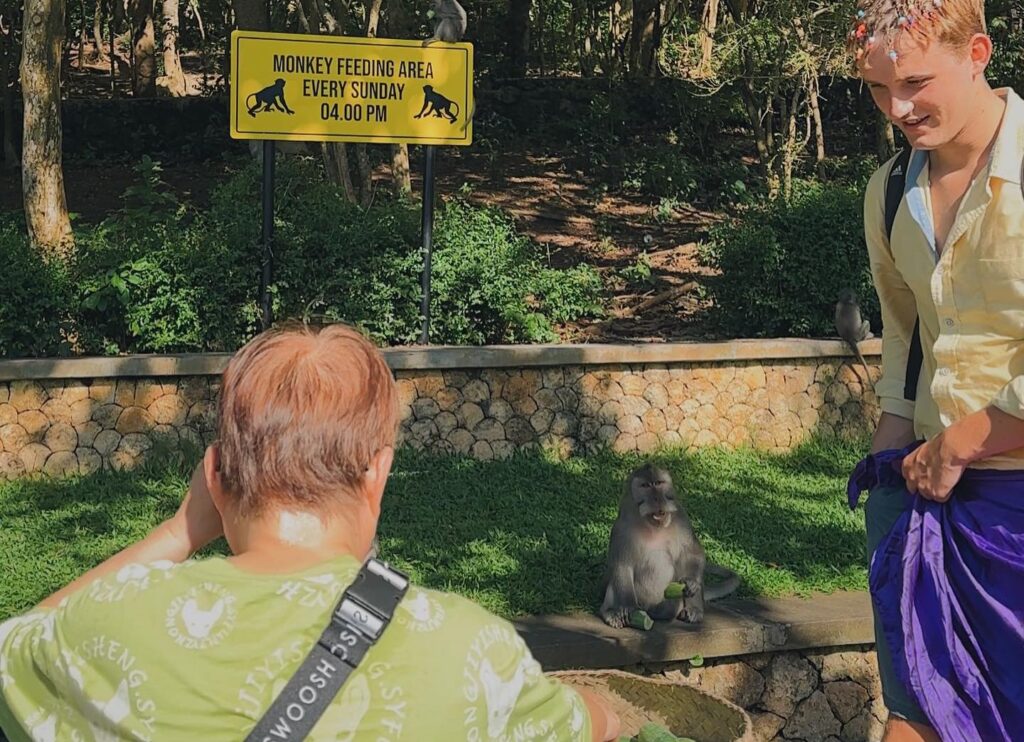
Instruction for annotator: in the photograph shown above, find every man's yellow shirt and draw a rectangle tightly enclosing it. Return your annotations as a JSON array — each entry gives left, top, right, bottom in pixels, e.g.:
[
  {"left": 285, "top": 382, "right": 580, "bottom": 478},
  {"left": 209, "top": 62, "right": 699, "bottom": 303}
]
[{"left": 864, "top": 87, "right": 1024, "bottom": 469}]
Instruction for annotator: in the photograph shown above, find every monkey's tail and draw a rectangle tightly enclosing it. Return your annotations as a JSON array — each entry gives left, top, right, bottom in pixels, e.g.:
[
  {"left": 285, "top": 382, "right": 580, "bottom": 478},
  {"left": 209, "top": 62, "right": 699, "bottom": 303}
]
[
  {"left": 845, "top": 341, "right": 872, "bottom": 388},
  {"left": 704, "top": 564, "right": 740, "bottom": 601},
  {"left": 245, "top": 92, "right": 258, "bottom": 117}
]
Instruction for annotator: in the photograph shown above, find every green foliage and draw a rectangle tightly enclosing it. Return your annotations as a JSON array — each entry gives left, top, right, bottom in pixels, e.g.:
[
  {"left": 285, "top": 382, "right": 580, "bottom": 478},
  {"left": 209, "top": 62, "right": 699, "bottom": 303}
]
[
  {"left": 620, "top": 143, "right": 699, "bottom": 201},
  {"left": 618, "top": 252, "right": 654, "bottom": 285},
  {"left": 700, "top": 178, "right": 879, "bottom": 338},
  {"left": 6, "top": 159, "right": 603, "bottom": 357},
  {"left": 0, "top": 222, "right": 73, "bottom": 357}
]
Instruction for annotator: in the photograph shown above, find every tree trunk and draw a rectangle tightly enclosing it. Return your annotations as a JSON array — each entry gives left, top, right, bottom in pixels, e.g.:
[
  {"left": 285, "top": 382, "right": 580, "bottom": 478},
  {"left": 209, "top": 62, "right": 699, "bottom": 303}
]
[
  {"left": 506, "top": 0, "right": 531, "bottom": 77},
  {"left": 1, "top": 10, "right": 20, "bottom": 168},
  {"left": 92, "top": 0, "right": 105, "bottom": 58},
  {"left": 321, "top": 141, "right": 357, "bottom": 202},
  {"left": 21, "top": 0, "right": 75, "bottom": 255},
  {"left": 129, "top": 0, "right": 155, "bottom": 95},
  {"left": 807, "top": 75, "right": 825, "bottom": 178},
  {"left": 697, "top": 0, "right": 717, "bottom": 75},
  {"left": 385, "top": 0, "right": 412, "bottom": 195},
  {"left": 158, "top": 0, "right": 186, "bottom": 95},
  {"left": 628, "top": 0, "right": 658, "bottom": 76},
  {"left": 781, "top": 86, "right": 801, "bottom": 202},
  {"left": 78, "top": 0, "right": 88, "bottom": 69}
]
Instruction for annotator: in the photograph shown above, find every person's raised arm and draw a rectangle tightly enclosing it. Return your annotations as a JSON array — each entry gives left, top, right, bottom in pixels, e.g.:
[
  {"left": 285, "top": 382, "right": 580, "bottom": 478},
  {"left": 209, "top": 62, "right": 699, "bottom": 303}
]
[{"left": 35, "top": 453, "right": 223, "bottom": 609}]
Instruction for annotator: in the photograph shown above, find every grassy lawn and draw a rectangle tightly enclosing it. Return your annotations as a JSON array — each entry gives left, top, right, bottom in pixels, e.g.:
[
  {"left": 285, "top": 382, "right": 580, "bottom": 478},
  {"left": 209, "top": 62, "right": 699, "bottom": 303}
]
[{"left": 0, "top": 437, "right": 869, "bottom": 621}]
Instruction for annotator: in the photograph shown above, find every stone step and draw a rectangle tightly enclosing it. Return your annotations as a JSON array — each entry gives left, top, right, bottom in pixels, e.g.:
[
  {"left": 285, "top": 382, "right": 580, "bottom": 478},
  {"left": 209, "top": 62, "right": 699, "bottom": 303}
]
[{"left": 514, "top": 590, "right": 874, "bottom": 670}]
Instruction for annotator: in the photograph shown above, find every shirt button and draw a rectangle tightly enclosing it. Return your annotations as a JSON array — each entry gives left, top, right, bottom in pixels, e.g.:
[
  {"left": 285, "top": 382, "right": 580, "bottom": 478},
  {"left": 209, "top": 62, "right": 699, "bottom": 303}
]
[{"left": 945, "top": 318, "right": 954, "bottom": 328}]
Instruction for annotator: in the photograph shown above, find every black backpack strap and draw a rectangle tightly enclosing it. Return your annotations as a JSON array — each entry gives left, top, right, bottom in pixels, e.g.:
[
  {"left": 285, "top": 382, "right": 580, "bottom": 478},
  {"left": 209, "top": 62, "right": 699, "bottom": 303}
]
[
  {"left": 245, "top": 559, "right": 409, "bottom": 742},
  {"left": 882, "top": 147, "right": 921, "bottom": 402},
  {"left": 884, "top": 147, "right": 912, "bottom": 242}
]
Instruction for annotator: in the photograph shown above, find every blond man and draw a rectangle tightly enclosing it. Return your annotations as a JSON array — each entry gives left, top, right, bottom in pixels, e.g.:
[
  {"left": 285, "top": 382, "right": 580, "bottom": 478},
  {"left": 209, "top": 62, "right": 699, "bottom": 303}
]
[{"left": 850, "top": 1, "right": 1024, "bottom": 740}]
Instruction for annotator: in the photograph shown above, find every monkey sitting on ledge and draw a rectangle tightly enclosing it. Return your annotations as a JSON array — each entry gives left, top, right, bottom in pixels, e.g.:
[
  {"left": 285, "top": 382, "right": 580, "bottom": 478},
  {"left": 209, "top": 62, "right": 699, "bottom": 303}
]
[{"left": 599, "top": 463, "right": 739, "bottom": 629}]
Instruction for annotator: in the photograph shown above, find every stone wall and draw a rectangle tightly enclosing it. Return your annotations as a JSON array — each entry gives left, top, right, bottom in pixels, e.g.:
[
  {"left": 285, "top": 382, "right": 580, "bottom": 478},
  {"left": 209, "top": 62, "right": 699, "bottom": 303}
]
[
  {"left": 0, "top": 341, "right": 881, "bottom": 477},
  {"left": 650, "top": 645, "right": 885, "bottom": 742}
]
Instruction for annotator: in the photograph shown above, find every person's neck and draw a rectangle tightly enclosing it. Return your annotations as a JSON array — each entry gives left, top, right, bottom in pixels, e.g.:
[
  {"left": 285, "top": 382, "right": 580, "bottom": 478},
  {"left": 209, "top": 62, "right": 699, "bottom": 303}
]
[
  {"left": 226, "top": 507, "right": 375, "bottom": 574},
  {"left": 929, "top": 84, "right": 1006, "bottom": 177}
]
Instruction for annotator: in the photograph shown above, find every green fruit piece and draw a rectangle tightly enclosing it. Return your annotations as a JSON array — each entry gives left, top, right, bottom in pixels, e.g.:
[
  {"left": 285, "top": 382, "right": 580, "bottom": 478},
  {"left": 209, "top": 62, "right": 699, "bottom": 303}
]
[
  {"left": 636, "top": 722, "right": 682, "bottom": 741},
  {"left": 628, "top": 609, "right": 654, "bottom": 631},
  {"left": 664, "top": 581, "right": 685, "bottom": 599},
  {"left": 689, "top": 653, "right": 704, "bottom": 667}
]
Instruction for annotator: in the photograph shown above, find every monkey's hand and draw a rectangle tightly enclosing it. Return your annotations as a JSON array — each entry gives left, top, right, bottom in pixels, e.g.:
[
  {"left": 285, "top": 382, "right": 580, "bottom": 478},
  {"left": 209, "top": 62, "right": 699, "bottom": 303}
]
[{"left": 679, "top": 602, "right": 704, "bottom": 624}]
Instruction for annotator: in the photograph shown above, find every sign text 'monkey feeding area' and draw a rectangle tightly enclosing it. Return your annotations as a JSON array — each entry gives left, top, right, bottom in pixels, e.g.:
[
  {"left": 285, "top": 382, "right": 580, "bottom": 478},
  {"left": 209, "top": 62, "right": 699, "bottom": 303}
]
[{"left": 230, "top": 31, "right": 473, "bottom": 146}]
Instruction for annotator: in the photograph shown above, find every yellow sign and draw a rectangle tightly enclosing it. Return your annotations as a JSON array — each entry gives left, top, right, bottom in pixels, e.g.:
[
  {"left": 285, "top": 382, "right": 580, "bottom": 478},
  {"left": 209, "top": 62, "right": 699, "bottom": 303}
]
[{"left": 230, "top": 30, "right": 473, "bottom": 145}]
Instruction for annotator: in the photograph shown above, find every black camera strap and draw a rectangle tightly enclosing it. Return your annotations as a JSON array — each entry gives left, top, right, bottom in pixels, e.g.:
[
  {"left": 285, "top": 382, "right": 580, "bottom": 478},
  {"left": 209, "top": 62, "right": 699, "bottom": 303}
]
[{"left": 244, "top": 558, "right": 409, "bottom": 742}]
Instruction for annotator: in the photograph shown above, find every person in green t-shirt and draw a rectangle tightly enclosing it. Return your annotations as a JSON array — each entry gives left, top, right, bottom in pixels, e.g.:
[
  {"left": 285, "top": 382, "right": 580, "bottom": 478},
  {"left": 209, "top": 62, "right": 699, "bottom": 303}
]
[{"left": 0, "top": 321, "right": 621, "bottom": 741}]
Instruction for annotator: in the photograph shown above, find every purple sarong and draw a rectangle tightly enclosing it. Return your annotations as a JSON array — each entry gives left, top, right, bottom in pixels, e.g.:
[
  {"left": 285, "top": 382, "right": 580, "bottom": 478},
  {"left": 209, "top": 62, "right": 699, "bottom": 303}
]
[{"left": 848, "top": 444, "right": 1024, "bottom": 741}]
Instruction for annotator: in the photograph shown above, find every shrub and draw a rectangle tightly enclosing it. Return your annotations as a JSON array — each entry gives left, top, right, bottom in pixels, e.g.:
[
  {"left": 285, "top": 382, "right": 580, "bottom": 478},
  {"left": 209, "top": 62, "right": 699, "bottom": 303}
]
[
  {"left": 25, "top": 157, "right": 604, "bottom": 357},
  {"left": 0, "top": 223, "right": 73, "bottom": 357},
  {"left": 699, "top": 179, "right": 880, "bottom": 338}
]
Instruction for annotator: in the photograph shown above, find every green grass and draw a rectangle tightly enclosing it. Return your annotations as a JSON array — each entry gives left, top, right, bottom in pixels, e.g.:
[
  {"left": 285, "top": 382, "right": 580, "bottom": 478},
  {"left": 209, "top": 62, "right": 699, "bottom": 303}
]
[{"left": 0, "top": 437, "right": 869, "bottom": 621}]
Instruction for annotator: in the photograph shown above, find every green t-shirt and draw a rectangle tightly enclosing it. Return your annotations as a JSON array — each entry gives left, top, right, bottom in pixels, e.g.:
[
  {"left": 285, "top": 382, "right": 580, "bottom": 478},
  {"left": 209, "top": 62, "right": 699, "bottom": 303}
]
[{"left": 0, "top": 555, "right": 591, "bottom": 741}]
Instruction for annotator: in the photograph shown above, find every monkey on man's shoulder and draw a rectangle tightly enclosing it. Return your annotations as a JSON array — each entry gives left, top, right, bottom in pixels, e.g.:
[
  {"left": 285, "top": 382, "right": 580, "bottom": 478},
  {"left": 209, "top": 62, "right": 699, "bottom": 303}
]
[{"left": 599, "top": 463, "right": 739, "bottom": 629}]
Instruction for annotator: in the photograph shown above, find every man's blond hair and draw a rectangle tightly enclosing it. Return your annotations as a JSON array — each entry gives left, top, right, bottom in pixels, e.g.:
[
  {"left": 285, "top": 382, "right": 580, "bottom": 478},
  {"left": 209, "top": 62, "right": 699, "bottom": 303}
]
[{"left": 848, "top": 0, "right": 986, "bottom": 61}]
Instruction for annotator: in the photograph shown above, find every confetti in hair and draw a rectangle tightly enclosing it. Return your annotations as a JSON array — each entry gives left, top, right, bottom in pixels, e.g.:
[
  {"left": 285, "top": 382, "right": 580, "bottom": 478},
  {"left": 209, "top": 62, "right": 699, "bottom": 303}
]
[{"left": 847, "top": 0, "right": 985, "bottom": 65}]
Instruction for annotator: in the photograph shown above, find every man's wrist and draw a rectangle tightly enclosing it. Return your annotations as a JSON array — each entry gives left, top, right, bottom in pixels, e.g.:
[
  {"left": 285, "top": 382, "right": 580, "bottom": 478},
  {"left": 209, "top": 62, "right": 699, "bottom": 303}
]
[
  {"left": 939, "top": 414, "right": 986, "bottom": 467},
  {"left": 153, "top": 518, "right": 195, "bottom": 562}
]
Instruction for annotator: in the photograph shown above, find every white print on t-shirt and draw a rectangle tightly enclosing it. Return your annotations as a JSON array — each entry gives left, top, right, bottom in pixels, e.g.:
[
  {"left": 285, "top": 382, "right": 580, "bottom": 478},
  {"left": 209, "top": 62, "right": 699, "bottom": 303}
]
[
  {"left": 396, "top": 589, "right": 445, "bottom": 632},
  {"left": 74, "top": 636, "right": 158, "bottom": 740},
  {"left": 90, "top": 561, "right": 176, "bottom": 604},
  {"left": 165, "top": 582, "right": 237, "bottom": 649},
  {"left": 462, "top": 623, "right": 549, "bottom": 742},
  {"left": 480, "top": 657, "right": 529, "bottom": 738},
  {"left": 276, "top": 573, "right": 343, "bottom": 609},
  {"left": 86, "top": 679, "right": 132, "bottom": 742},
  {"left": 569, "top": 691, "right": 585, "bottom": 735},
  {"left": 235, "top": 639, "right": 308, "bottom": 718},
  {"left": 29, "top": 712, "right": 57, "bottom": 742},
  {"left": 322, "top": 674, "right": 372, "bottom": 742}
]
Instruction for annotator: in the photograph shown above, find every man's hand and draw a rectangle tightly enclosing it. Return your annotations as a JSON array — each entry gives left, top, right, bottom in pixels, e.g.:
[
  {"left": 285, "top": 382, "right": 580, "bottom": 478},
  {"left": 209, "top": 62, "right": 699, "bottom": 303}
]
[
  {"left": 900, "top": 407, "right": 1024, "bottom": 502},
  {"left": 900, "top": 433, "right": 966, "bottom": 502},
  {"left": 167, "top": 460, "right": 225, "bottom": 555},
  {"left": 575, "top": 687, "right": 621, "bottom": 741}
]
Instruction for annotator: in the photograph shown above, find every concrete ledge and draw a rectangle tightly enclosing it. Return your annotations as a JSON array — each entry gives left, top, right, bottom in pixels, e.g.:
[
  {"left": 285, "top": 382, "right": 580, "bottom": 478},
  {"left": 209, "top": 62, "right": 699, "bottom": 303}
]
[
  {"left": 514, "top": 591, "right": 874, "bottom": 671},
  {"left": 0, "top": 339, "right": 883, "bottom": 381}
]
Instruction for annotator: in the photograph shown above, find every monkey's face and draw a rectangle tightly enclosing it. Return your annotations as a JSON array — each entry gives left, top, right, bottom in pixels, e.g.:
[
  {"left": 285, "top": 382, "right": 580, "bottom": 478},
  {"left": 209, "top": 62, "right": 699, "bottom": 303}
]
[{"left": 631, "top": 467, "right": 679, "bottom": 528}]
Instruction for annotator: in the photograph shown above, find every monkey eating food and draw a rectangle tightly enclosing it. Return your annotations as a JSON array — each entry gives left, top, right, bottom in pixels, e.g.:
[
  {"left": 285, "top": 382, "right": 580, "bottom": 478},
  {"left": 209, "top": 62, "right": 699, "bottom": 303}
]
[
  {"left": 423, "top": 0, "right": 467, "bottom": 46},
  {"left": 246, "top": 79, "right": 296, "bottom": 118},
  {"left": 413, "top": 85, "right": 460, "bottom": 123},
  {"left": 599, "top": 464, "right": 739, "bottom": 629},
  {"left": 834, "top": 289, "right": 873, "bottom": 387}
]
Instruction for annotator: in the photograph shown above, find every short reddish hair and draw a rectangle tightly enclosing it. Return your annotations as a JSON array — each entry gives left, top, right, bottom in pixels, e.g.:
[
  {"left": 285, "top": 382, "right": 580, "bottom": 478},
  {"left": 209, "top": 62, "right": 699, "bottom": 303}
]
[
  {"left": 217, "top": 321, "right": 398, "bottom": 516},
  {"left": 849, "top": 0, "right": 987, "bottom": 62}
]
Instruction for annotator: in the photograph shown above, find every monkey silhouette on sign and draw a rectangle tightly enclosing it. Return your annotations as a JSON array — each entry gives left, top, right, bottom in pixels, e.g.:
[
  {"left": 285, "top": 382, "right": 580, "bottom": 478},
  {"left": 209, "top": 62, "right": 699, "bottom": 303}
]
[
  {"left": 413, "top": 85, "right": 460, "bottom": 124},
  {"left": 246, "top": 79, "right": 295, "bottom": 118}
]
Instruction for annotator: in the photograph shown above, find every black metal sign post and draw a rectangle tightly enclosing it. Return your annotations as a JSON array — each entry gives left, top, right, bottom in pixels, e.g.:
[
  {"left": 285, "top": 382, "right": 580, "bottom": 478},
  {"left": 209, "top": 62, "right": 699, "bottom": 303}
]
[
  {"left": 419, "top": 145, "right": 437, "bottom": 344},
  {"left": 260, "top": 140, "right": 275, "bottom": 331}
]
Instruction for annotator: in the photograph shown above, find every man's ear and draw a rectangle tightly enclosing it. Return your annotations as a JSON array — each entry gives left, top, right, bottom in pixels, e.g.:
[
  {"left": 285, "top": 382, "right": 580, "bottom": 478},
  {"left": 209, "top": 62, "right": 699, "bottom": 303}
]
[
  {"left": 968, "top": 33, "right": 993, "bottom": 75},
  {"left": 362, "top": 446, "right": 394, "bottom": 517},
  {"left": 203, "top": 443, "right": 226, "bottom": 515}
]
